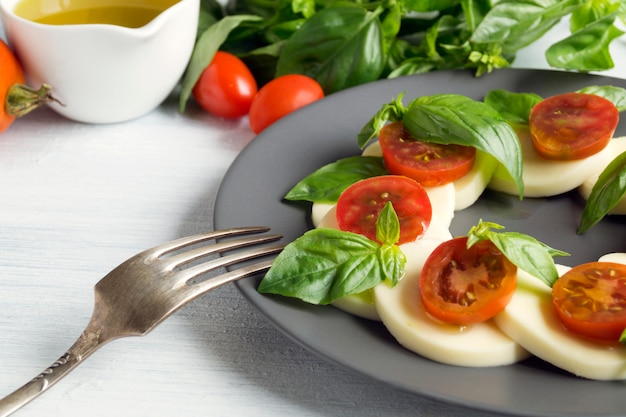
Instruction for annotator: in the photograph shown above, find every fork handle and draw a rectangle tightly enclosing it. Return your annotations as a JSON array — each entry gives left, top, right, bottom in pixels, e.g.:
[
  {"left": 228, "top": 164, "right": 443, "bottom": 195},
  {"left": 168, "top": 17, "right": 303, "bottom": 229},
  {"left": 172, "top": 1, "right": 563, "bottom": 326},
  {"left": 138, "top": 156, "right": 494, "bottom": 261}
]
[{"left": 0, "top": 330, "right": 101, "bottom": 417}]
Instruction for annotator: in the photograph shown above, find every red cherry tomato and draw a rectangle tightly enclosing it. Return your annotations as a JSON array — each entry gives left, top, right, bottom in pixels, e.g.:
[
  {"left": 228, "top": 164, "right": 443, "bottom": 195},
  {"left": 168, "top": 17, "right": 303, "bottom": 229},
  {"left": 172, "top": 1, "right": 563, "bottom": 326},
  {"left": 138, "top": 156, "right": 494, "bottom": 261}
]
[
  {"left": 379, "top": 122, "right": 476, "bottom": 187},
  {"left": 552, "top": 262, "right": 626, "bottom": 342},
  {"left": 192, "top": 51, "right": 257, "bottom": 119},
  {"left": 0, "top": 40, "right": 25, "bottom": 132},
  {"left": 420, "top": 237, "right": 518, "bottom": 325},
  {"left": 335, "top": 175, "right": 432, "bottom": 245},
  {"left": 248, "top": 74, "right": 324, "bottom": 134},
  {"left": 529, "top": 92, "right": 618, "bottom": 161}
]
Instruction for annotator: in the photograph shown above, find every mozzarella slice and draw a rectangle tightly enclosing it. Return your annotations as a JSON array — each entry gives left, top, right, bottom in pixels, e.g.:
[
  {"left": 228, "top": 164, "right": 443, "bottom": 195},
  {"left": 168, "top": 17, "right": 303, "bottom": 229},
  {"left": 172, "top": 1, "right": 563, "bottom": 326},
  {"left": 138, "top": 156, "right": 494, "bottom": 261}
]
[
  {"left": 578, "top": 137, "right": 626, "bottom": 215},
  {"left": 488, "top": 127, "right": 614, "bottom": 197},
  {"left": 373, "top": 238, "right": 529, "bottom": 367},
  {"left": 494, "top": 260, "right": 626, "bottom": 380},
  {"left": 453, "top": 150, "right": 497, "bottom": 211}
]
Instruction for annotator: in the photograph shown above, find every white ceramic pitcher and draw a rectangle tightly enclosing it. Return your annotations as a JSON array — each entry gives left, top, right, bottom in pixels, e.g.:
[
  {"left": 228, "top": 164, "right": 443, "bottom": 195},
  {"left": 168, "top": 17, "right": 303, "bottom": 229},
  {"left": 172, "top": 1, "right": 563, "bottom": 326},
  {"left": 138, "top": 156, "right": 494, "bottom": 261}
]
[{"left": 0, "top": 0, "right": 199, "bottom": 123}]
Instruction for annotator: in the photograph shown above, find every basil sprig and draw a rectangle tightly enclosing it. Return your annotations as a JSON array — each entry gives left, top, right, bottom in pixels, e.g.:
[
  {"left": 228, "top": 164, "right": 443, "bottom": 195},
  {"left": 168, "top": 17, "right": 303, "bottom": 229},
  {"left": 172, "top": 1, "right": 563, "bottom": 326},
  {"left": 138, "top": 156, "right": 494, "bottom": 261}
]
[
  {"left": 467, "top": 220, "right": 569, "bottom": 288},
  {"left": 483, "top": 90, "right": 543, "bottom": 126},
  {"left": 358, "top": 93, "right": 525, "bottom": 197},
  {"left": 578, "top": 151, "right": 626, "bottom": 234},
  {"left": 258, "top": 203, "right": 406, "bottom": 304},
  {"left": 285, "top": 156, "right": 386, "bottom": 203}
]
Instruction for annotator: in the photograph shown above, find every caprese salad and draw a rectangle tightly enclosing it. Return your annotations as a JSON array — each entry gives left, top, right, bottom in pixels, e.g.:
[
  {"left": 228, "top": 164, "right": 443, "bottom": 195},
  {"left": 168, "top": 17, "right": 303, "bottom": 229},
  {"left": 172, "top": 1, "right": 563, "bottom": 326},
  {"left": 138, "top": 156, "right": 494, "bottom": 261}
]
[{"left": 257, "top": 85, "right": 626, "bottom": 380}]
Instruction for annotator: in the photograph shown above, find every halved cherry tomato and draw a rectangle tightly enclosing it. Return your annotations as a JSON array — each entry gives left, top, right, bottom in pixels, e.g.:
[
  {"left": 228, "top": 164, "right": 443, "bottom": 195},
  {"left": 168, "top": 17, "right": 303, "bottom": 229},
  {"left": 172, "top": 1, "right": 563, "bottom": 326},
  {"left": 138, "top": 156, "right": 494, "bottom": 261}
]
[
  {"left": 420, "top": 237, "right": 517, "bottom": 325},
  {"left": 192, "top": 51, "right": 258, "bottom": 119},
  {"left": 552, "top": 262, "right": 626, "bottom": 342},
  {"left": 248, "top": 74, "right": 324, "bottom": 134},
  {"left": 335, "top": 175, "right": 432, "bottom": 245},
  {"left": 529, "top": 92, "right": 618, "bottom": 161},
  {"left": 379, "top": 122, "right": 476, "bottom": 187}
]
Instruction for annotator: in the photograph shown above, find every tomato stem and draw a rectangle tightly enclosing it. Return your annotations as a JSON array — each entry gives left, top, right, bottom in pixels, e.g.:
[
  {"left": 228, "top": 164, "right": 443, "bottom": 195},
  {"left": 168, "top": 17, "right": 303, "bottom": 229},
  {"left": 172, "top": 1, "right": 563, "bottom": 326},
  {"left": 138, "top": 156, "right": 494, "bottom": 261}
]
[{"left": 5, "top": 83, "right": 64, "bottom": 118}]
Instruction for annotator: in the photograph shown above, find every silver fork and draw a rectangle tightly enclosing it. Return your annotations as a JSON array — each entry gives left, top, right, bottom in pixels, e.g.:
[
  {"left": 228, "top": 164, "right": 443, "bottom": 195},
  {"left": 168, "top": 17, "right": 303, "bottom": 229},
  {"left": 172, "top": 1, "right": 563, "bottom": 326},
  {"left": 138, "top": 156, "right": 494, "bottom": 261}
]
[{"left": 0, "top": 226, "right": 284, "bottom": 417}]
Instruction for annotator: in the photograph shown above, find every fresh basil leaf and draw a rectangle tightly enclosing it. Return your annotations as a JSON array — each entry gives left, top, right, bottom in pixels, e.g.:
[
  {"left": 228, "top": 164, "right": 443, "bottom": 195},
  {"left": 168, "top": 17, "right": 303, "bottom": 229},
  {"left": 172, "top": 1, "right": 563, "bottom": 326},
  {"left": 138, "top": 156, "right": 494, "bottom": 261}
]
[
  {"left": 275, "top": 6, "right": 385, "bottom": 94},
  {"left": 376, "top": 202, "right": 401, "bottom": 245},
  {"left": 357, "top": 94, "right": 406, "bottom": 149},
  {"left": 402, "top": 94, "right": 525, "bottom": 197},
  {"left": 284, "top": 156, "right": 387, "bottom": 202},
  {"left": 577, "top": 85, "right": 626, "bottom": 112},
  {"left": 179, "top": 15, "right": 263, "bottom": 113},
  {"left": 467, "top": 220, "right": 569, "bottom": 287},
  {"left": 404, "top": 0, "right": 461, "bottom": 12},
  {"left": 546, "top": 11, "right": 624, "bottom": 71},
  {"left": 461, "top": 0, "right": 492, "bottom": 32},
  {"left": 578, "top": 150, "right": 626, "bottom": 234},
  {"left": 570, "top": 0, "right": 619, "bottom": 32},
  {"left": 258, "top": 227, "right": 405, "bottom": 304},
  {"left": 483, "top": 89, "right": 543, "bottom": 126},
  {"left": 470, "top": 0, "right": 585, "bottom": 53}
]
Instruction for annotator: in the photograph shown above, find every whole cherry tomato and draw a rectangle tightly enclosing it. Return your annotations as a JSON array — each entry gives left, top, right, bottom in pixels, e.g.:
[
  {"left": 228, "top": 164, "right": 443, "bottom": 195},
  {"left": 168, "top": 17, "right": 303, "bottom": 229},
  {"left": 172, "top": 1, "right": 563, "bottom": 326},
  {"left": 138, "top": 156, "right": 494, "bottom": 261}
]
[
  {"left": 420, "top": 236, "right": 518, "bottom": 325},
  {"left": 529, "top": 92, "right": 618, "bottom": 161},
  {"left": 379, "top": 122, "right": 476, "bottom": 187},
  {"left": 192, "top": 51, "right": 258, "bottom": 119},
  {"left": 248, "top": 74, "right": 324, "bottom": 134},
  {"left": 0, "top": 39, "right": 58, "bottom": 133},
  {"left": 335, "top": 175, "right": 432, "bottom": 245},
  {"left": 0, "top": 40, "right": 25, "bottom": 132}
]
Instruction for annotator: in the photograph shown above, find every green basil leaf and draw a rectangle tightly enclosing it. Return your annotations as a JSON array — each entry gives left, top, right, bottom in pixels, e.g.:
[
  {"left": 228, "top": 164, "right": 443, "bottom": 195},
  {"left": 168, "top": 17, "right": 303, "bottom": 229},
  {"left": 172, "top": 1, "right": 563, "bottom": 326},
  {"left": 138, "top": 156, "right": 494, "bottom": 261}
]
[
  {"left": 467, "top": 220, "right": 569, "bottom": 287},
  {"left": 461, "top": 0, "right": 492, "bottom": 32},
  {"left": 483, "top": 89, "right": 543, "bottom": 126},
  {"left": 357, "top": 94, "right": 406, "bottom": 149},
  {"left": 402, "top": 94, "right": 525, "bottom": 197},
  {"left": 578, "top": 150, "right": 626, "bottom": 234},
  {"left": 178, "top": 15, "right": 263, "bottom": 113},
  {"left": 258, "top": 228, "right": 405, "bottom": 304},
  {"left": 577, "top": 85, "right": 626, "bottom": 112},
  {"left": 404, "top": 0, "right": 461, "bottom": 12},
  {"left": 546, "top": 12, "right": 624, "bottom": 71},
  {"left": 376, "top": 202, "right": 401, "bottom": 245},
  {"left": 570, "top": 0, "right": 619, "bottom": 32},
  {"left": 275, "top": 6, "right": 385, "bottom": 94},
  {"left": 378, "top": 243, "right": 406, "bottom": 287},
  {"left": 470, "top": 0, "right": 585, "bottom": 53},
  {"left": 284, "top": 156, "right": 387, "bottom": 202}
]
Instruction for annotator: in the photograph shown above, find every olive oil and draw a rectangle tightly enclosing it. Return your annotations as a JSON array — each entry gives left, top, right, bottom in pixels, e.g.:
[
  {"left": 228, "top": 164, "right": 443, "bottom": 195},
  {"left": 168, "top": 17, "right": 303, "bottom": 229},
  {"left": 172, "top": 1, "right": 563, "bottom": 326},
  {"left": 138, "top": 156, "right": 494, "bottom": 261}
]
[{"left": 14, "top": 0, "right": 181, "bottom": 28}]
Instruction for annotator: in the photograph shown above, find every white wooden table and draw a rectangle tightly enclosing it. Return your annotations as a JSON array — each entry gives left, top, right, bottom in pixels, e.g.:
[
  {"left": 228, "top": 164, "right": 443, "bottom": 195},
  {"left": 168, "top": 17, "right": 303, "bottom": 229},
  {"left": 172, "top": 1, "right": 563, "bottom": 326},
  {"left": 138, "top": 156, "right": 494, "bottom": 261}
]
[{"left": 1, "top": 20, "right": 625, "bottom": 417}]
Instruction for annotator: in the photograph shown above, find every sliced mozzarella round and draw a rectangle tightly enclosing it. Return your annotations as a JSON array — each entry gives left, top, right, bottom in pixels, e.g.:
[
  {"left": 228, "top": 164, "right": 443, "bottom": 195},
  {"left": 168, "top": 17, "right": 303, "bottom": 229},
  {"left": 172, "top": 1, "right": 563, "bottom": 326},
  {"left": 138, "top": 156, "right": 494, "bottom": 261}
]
[
  {"left": 599, "top": 252, "right": 626, "bottom": 264},
  {"left": 494, "top": 262, "right": 626, "bottom": 380},
  {"left": 578, "top": 137, "right": 626, "bottom": 215},
  {"left": 373, "top": 238, "right": 529, "bottom": 367},
  {"left": 488, "top": 127, "right": 614, "bottom": 197},
  {"left": 453, "top": 150, "right": 497, "bottom": 211},
  {"left": 311, "top": 202, "right": 334, "bottom": 227}
]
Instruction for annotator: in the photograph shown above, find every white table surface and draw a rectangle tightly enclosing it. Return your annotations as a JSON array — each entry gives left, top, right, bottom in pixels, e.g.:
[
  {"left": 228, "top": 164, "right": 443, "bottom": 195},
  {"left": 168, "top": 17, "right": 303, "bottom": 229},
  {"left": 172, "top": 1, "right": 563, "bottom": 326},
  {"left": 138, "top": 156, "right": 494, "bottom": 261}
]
[{"left": 1, "top": 19, "right": 625, "bottom": 417}]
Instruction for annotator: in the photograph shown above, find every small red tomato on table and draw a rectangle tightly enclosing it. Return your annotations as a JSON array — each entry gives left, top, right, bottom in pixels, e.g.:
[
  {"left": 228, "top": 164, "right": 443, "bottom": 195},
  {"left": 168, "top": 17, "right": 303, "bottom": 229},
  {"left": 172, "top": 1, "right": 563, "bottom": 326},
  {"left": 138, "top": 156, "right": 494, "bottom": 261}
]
[{"left": 248, "top": 74, "right": 324, "bottom": 134}]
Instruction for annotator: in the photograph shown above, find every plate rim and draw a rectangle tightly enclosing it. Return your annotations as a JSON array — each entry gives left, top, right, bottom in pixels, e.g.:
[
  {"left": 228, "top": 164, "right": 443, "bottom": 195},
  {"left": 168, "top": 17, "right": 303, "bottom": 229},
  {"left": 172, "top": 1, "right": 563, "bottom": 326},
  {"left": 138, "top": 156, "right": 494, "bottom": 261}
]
[{"left": 214, "top": 68, "right": 626, "bottom": 417}]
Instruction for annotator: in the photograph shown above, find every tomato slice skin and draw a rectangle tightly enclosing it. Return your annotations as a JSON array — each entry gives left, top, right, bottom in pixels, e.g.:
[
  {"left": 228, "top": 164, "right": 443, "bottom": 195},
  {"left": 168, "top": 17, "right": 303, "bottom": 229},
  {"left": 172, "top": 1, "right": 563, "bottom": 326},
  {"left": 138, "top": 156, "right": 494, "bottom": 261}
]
[
  {"left": 552, "top": 262, "right": 626, "bottom": 342},
  {"left": 529, "top": 92, "right": 618, "bottom": 161},
  {"left": 379, "top": 122, "right": 476, "bottom": 187},
  {"left": 335, "top": 175, "right": 432, "bottom": 245},
  {"left": 420, "top": 237, "right": 518, "bottom": 325}
]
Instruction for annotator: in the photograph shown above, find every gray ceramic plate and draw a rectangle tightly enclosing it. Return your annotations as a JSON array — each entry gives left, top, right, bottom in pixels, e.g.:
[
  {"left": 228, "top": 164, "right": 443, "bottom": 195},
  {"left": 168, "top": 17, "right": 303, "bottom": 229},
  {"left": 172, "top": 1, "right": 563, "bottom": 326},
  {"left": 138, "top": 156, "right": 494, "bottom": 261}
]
[{"left": 213, "top": 69, "right": 626, "bottom": 417}]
